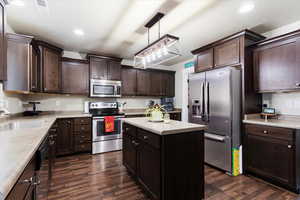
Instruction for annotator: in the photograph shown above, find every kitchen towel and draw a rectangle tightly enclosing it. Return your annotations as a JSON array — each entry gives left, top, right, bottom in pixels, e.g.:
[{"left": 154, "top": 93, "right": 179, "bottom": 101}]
[{"left": 104, "top": 116, "right": 115, "bottom": 132}]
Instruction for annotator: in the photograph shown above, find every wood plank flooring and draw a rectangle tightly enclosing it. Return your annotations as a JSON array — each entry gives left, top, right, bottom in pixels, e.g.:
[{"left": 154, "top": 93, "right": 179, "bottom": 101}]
[{"left": 43, "top": 151, "right": 299, "bottom": 200}]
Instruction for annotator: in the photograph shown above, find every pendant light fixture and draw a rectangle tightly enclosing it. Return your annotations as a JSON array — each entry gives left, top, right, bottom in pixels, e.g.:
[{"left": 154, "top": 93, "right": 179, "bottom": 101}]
[{"left": 134, "top": 12, "right": 181, "bottom": 68}]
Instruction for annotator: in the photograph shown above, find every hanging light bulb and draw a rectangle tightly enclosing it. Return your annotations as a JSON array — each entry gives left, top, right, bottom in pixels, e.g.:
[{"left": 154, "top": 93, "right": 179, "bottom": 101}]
[
  {"left": 151, "top": 52, "right": 156, "bottom": 61},
  {"left": 146, "top": 55, "right": 151, "bottom": 63},
  {"left": 157, "top": 48, "right": 162, "bottom": 58},
  {"left": 142, "top": 57, "right": 146, "bottom": 66}
]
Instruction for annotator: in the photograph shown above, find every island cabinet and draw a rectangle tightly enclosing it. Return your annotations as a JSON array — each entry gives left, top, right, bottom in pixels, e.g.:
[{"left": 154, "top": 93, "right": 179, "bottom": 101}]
[
  {"left": 243, "top": 124, "right": 300, "bottom": 193},
  {"left": 88, "top": 54, "right": 122, "bottom": 81},
  {"left": 61, "top": 57, "right": 89, "bottom": 95},
  {"left": 123, "top": 122, "right": 204, "bottom": 200},
  {"left": 252, "top": 29, "right": 300, "bottom": 93}
]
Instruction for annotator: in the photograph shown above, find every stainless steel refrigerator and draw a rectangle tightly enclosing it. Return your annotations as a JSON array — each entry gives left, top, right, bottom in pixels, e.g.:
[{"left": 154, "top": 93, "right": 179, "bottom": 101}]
[{"left": 188, "top": 67, "right": 241, "bottom": 174}]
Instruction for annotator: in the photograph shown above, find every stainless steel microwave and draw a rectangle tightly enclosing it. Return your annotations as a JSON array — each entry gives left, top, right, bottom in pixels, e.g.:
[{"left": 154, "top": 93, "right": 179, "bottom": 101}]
[{"left": 90, "top": 79, "right": 121, "bottom": 98}]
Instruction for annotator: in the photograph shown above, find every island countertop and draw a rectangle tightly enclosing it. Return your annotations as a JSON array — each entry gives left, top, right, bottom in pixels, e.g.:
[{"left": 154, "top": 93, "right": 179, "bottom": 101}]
[{"left": 122, "top": 117, "right": 206, "bottom": 135}]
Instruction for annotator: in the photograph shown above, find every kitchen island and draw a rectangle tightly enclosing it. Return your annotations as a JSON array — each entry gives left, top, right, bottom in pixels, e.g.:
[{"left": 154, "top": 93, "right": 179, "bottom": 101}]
[{"left": 122, "top": 117, "right": 206, "bottom": 200}]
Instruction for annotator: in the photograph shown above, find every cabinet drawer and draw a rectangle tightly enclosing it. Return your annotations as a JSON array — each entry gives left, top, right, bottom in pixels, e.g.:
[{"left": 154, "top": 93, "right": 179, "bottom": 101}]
[
  {"left": 123, "top": 123, "right": 137, "bottom": 137},
  {"left": 74, "top": 133, "right": 91, "bottom": 142},
  {"left": 74, "top": 118, "right": 91, "bottom": 125},
  {"left": 138, "top": 129, "right": 160, "bottom": 149},
  {"left": 74, "top": 143, "right": 91, "bottom": 152},
  {"left": 74, "top": 124, "right": 91, "bottom": 132},
  {"left": 245, "top": 124, "right": 294, "bottom": 141}
]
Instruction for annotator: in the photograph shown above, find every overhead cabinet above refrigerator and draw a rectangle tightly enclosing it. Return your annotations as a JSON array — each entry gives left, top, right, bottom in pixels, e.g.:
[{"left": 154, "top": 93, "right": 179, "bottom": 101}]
[{"left": 188, "top": 67, "right": 241, "bottom": 174}]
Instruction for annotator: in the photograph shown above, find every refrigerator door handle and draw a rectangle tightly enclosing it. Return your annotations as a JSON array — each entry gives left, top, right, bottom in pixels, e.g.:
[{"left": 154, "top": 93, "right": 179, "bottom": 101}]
[
  {"left": 205, "top": 133, "right": 225, "bottom": 142},
  {"left": 204, "top": 81, "right": 210, "bottom": 121},
  {"left": 201, "top": 82, "right": 205, "bottom": 118}
]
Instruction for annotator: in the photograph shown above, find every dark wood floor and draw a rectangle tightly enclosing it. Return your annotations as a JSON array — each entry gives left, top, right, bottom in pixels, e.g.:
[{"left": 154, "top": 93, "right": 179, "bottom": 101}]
[{"left": 44, "top": 151, "right": 299, "bottom": 200}]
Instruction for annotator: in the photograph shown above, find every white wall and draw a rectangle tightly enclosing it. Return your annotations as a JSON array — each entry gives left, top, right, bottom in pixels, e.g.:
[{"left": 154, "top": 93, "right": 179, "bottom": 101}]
[{"left": 261, "top": 20, "right": 300, "bottom": 115}]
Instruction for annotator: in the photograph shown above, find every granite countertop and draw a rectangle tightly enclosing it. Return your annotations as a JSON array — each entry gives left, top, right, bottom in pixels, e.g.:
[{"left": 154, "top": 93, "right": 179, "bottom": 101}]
[
  {"left": 122, "top": 117, "right": 206, "bottom": 135},
  {"left": 123, "top": 109, "right": 182, "bottom": 116},
  {"left": 0, "top": 111, "right": 92, "bottom": 200},
  {"left": 243, "top": 114, "right": 300, "bottom": 129}
]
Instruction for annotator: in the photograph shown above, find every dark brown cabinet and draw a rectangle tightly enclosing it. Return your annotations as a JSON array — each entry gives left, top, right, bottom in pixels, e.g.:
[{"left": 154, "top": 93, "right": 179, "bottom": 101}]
[
  {"left": 195, "top": 49, "right": 213, "bottom": 72},
  {"left": 52, "top": 117, "right": 91, "bottom": 157},
  {"left": 123, "top": 123, "right": 205, "bottom": 200},
  {"left": 244, "top": 124, "right": 300, "bottom": 193},
  {"left": 36, "top": 41, "right": 63, "bottom": 93},
  {"left": 5, "top": 33, "right": 33, "bottom": 92},
  {"left": 121, "top": 66, "right": 137, "bottom": 96},
  {"left": 30, "top": 45, "right": 40, "bottom": 92},
  {"left": 56, "top": 119, "right": 74, "bottom": 156},
  {"left": 163, "top": 71, "right": 175, "bottom": 97},
  {"left": 137, "top": 70, "right": 151, "bottom": 96},
  {"left": 6, "top": 155, "right": 37, "bottom": 200},
  {"left": 150, "top": 71, "right": 163, "bottom": 96},
  {"left": 61, "top": 58, "right": 89, "bottom": 94},
  {"left": 0, "top": 0, "right": 6, "bottom": 81},
  {"left": 88, "top": 55, "right": 121, "bottom": 81},
  {"left": 214, "top": 38, "right": 240, "bottom": 68},
  {"left": 169, "top": 112, "right": 181, "bottom": 121},
  {"left": 253, "top": 36, "right": 300, "bottom": 92}
]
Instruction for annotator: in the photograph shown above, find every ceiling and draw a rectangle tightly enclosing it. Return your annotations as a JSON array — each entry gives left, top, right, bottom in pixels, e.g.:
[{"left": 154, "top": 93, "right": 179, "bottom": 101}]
[{"left": 6, "top": 0, "right": 300, "bottom": 65}]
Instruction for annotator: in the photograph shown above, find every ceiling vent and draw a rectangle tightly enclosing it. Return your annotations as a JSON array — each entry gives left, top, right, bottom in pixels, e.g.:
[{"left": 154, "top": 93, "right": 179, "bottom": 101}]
[{"left": 36, "top": 0, "right": 48, "bottom": 7}]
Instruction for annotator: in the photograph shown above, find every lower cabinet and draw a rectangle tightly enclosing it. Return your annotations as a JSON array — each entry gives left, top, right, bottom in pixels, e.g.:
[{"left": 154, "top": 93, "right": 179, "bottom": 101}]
[
  {"left": 169, "top": 113, "right": 181, "bottom": 121},
  {"left": 244, "top": 124, "right": 300, "bottom": 192},
  {"left": 6, "top": 154, "right": 37, "bottom": 200},
  {"left": 53, "top": 117, "right": 92, "bottom": 157}
]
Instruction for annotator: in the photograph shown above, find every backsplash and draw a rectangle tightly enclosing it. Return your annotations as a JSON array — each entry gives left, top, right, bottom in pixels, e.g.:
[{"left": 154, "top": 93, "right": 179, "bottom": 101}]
[
  {"left": 263, "top": 92, "right": 300, "bottom": 115},
  {"left": 22, "top": 94, "right": 163, "bottom": 112}
]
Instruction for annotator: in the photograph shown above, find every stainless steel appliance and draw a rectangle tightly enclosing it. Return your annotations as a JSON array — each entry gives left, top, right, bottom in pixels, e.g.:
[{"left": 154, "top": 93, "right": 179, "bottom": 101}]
[
  {"left": 83, "top": 101, "right": 90, "bottom": 113},
  {"left": 188, "top": 67, "right": 241, "bottom": 174},
  {"left": 90, "top": 102, "right": 124, "bottom": 154},
  {"left": 90, "top": 79, "right": 121, "bottom": 98}
]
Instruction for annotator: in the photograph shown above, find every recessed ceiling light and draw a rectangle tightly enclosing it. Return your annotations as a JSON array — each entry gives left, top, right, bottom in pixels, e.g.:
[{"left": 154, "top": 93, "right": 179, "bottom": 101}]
[
  {"left": 10, "top": 0, "right": 25, "bottom": 6},
  {"left": 73, "top": 29, "right": 84, "bottom": 36},
  {"left": 238, "top": 2, "right": 255, "bottom": 14}
]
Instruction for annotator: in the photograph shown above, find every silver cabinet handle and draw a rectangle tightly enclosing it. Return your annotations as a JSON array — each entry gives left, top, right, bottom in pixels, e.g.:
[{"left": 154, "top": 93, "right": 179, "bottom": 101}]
[
  {"left": 143, "top": 136, "right": 148, "bottom": 140},
  {"left": 288, "top": 145, "right": 292, "bottom": 149},
  {"left": 263, "top": 130, "right": 268, "bottom": 134},
  {"left": 19, "top": 177, "right": 33, "bottom": 184}
]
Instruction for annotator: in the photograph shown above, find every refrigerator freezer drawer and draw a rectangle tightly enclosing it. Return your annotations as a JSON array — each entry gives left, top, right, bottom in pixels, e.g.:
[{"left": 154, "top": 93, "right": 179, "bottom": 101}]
[{"left": 204, "top": 133, "right": 232, "bottom": 173}]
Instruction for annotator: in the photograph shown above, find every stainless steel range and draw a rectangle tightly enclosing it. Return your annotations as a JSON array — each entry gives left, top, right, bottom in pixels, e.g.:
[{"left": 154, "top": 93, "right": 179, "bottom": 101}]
[{"left": 90, "top": 102, "right": 124, "bottom": 154}]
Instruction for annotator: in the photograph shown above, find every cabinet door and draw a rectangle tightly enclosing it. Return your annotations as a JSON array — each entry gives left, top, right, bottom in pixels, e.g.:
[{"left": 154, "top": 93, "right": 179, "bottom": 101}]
[
  {"left": 6, "top": 37, "right": 30, "bottom": 91},
  {"left": 43, "top": 48, "right": 61, "bottom": 92},
  {"left": 150, "top": 71, "right": 163, "bottom": 96},
  {"left": 61, "top": 59, "right": 89, "bottom": 94},
  {"left": 137, "top": 142, "right": 161, "bottom": 200},
  {"left": 195, "top": 49, "right": 213, "bottom": 72},
  {"left": 214, "top": 38, "right": 240, "bottom": 67},
  {"left": 56, "top": 119, "right": 74, "bottom": 156},
  {"left": 123, "top": 134, "right": 137, "bottom": 175},
  {"left": 0, "top": 0, "right": 5, "bottom": 81},
  {"left": 164, "top": 72, "right": 175, "bottom": 97},
  {"left": 170, "top": 112, "right": 181, "bottom": 121},
  {"left": 254, "top": 38, "right": 299, "bottom": 92},
  {"left": 90, "top": 57, "right": 107, "bottom": 80},
  {"left": 137, "top": 70, "right": 151, "bottom": 96},
  {"left": 30, "top": 45, "right": 40, "bottom": 92},
  {"left": 107, "top": 60, "right": 121, "bottom": 80},
  {"left": 245, "top": 134, "right": 295, "bottom": 187},
  {"left": 121, "top": 67, "right": 137, "bottom": 96}
]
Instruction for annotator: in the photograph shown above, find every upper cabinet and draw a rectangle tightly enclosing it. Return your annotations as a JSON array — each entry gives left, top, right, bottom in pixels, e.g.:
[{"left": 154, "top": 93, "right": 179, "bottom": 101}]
[
  {"left": 252, "top": 30, "right": 300, "bottom": 93},
  {"left": 195, "top": 49, "right": 213, "bottom": 73},
  {"left": 0, "top": 0, "right": 6, "bottom": 81},
  {"left": 35, "top": 40, "right": 63, "bottom": 93},
  {"left": 121, "top": 66, "right": 137, "bottom": 96},
  {"left": 88, "top": 54, "right": 121, "bottom": 81},
  {"left": 214, "top": 38, "right": 240, "bottom": 68},
  {"left": 136, "top": 69, "right": 151, "bottom": 96},
  {"left": 5, "top": 33, "right": 33, "bottom": 92},
  {"left": 192, "top": 30, "right": 265, "bottom": 114},
  {"left": 163, "top": 71, "right": 175, "bottom": 97},
  {"left": 61, "top": 57, "right": 89, "bottom": 94}
]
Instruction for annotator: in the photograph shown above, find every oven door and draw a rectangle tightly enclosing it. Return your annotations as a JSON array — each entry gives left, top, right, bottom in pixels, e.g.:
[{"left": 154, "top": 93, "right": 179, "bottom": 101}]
[
  {"left": 92, "top": 117, "right": 123, "bottom": 142},
  {"left": 90, "top": 79, "right": 121, "bottom": 97}
]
